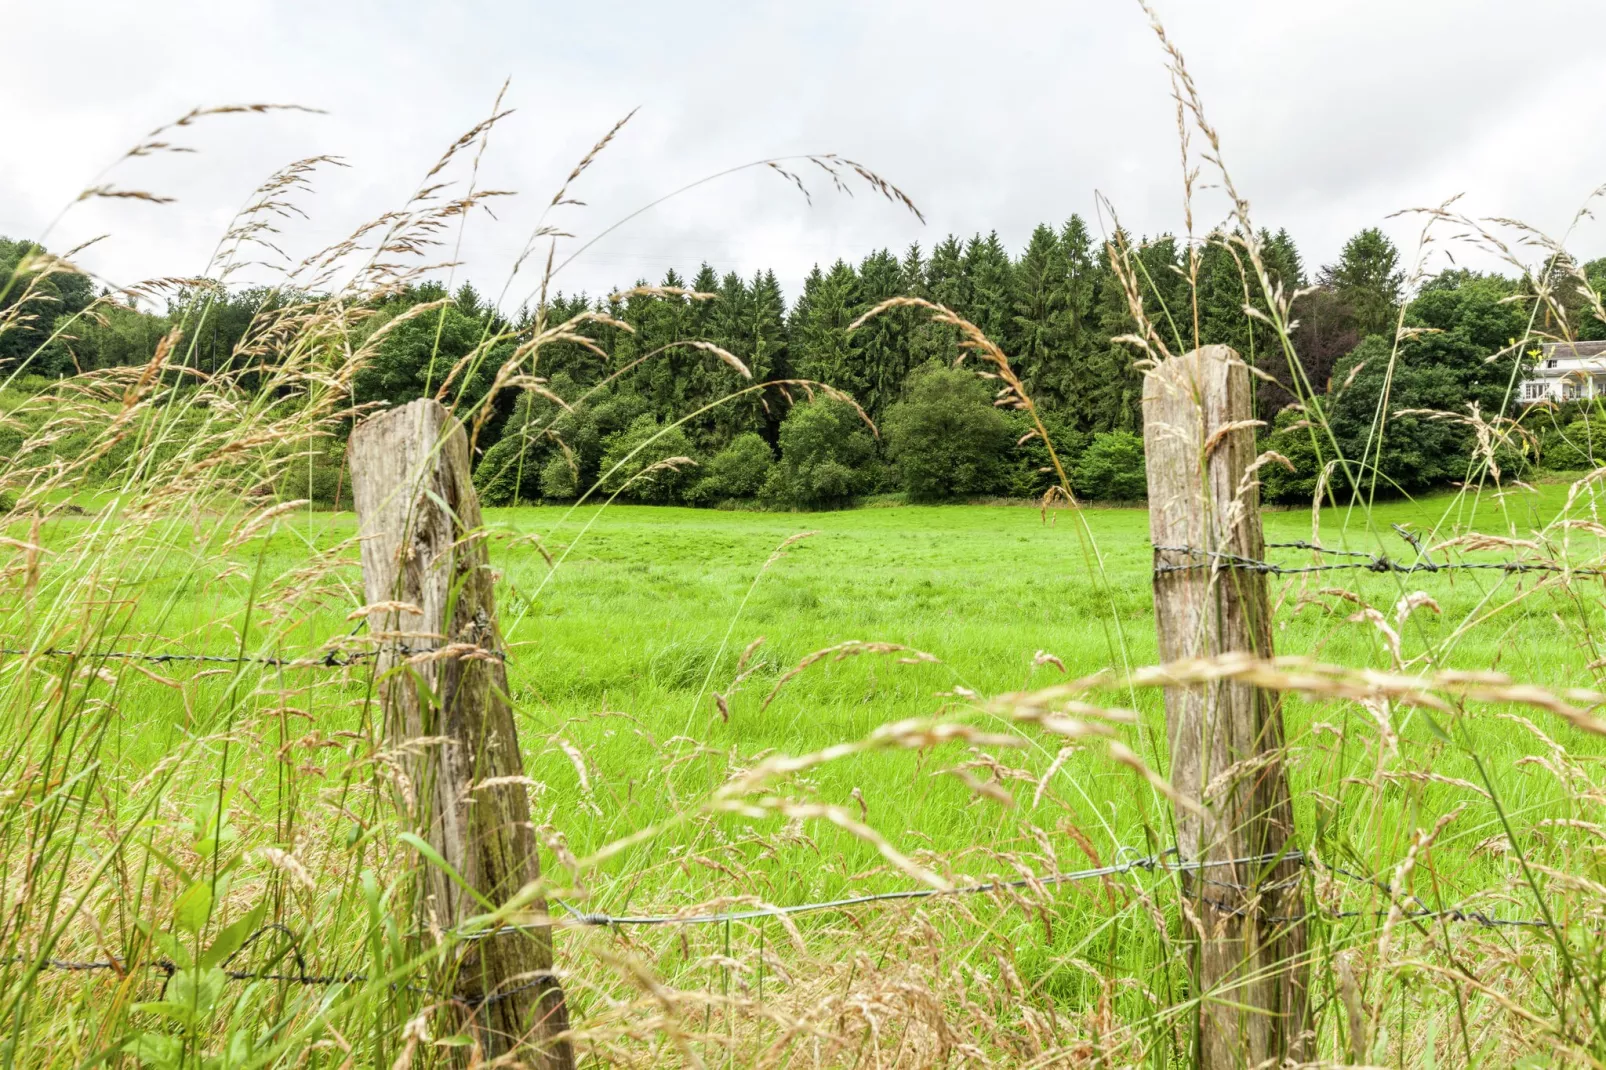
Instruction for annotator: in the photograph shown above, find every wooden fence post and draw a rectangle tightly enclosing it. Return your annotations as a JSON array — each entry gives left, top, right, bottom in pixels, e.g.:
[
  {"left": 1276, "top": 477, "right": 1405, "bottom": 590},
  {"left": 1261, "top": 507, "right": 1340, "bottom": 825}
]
[
  {"left": 1142, "top": 346, "right": 1307, "bottom": 1067},
  {"left": 349, "top": 398, "right": 575, "bottom": 1069}
]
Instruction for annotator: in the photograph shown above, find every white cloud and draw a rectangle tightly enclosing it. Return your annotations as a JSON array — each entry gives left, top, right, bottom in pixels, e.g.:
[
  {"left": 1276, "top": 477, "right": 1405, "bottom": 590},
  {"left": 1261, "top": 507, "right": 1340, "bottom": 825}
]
[{"left": 6, "top": 0, "right": 1606, "bottom": 307}]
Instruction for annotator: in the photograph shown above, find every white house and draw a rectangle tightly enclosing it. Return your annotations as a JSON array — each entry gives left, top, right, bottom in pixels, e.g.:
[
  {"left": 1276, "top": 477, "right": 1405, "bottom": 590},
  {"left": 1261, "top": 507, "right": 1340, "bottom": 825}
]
[{"left": 1520, "top": 340, "right": 1606, "bottom": 403}]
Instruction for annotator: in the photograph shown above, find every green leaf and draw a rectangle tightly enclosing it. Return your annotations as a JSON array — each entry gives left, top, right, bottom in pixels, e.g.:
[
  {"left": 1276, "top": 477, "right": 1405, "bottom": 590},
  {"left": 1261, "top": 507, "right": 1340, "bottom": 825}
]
[
  {"left": 200, "top": 902, "right": 266, "bottom": 969},
  {"left": 434, "top": 1035, "right": 474, "bottom": 1048},
  {"left": 397, "top": 833, "right": 493, "bottom": 910},
  {"left": 123, "top": 1033, "right": 183, "bottom": 1069},
  {"left": 165, "top": 966, "right": 227, "bottom": 1023},
  {"left": 1422, "top": 713, "right": 1452, "bottom": 744},
  {"left": 142, "top": 843, "right": 191, "bottom": 885},
  {"left": 174, "top": 880, "right": 214, "bottom": 935},
  {"left": 223, "top": 1028, "right": 253, "bottom": 1068},
  {"left": 135, "top": 919, "right": 192, "bottom": 970}
]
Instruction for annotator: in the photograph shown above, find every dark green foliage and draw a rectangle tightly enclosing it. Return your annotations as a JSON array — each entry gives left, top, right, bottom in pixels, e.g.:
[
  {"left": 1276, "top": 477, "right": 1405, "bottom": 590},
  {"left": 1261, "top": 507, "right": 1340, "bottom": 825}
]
[
  {"left": 1538, "top": 417, "right": 1606, "bottom": 471},
  {"left": 1321, "top": 228, "right": 1403, "bottom": 340},
  {"left": 1007, "top": 408, "right": 1088, "bottom": 499},
  {"left": 1, "top": 220, "right": 1549, "bottom": 507},
  {"left": 37, "top": 301, "right": 173, "bottom": 376},
  {"left": 598, "top": 414, "right": 698, "bottom": 504},
  {"left": 1326, "top": 272, "right": 1529, "bottom": 494},
  {"left": 883, "top": 361, "right": 1012, "bottom": 501},
  {"left": 1260, "top": 406, "right": 1327, "bottom": 504},
  {"left": 1072, "top": 431, "right": 1147, "bottom": 501},
  {"left": 762, "top": 399, "right": 875, "bottom": 510},
  {"left": 0, "top": 238, "right": 95, "bottom": 373},
  {"left": 474, "top": 381, "right": 648, "bottom": 505},
  {"left": 789, "top": 262, "right": 863, "bottom": 406},
  {"left": 276, "top": 442, "right": 347, "bottom": 505},
  {"left": 687, "top": 432, "right": 774, "bottom": 505},
  {"left": 355, "top": 301, "right": 488, "bottom": 409}
]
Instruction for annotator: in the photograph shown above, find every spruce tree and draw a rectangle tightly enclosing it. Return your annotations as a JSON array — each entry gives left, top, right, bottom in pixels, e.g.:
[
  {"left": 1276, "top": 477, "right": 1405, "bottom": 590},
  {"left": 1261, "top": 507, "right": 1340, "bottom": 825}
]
[
  {"left": 853, "top": 248, "right": 910, "bottom": 419},
  {"left": 1010, "top": 223, "right": 1067, "bottom": 404},
  {"left": 790, "top": 260, "right": 864, "bottom": 404},
  {"left": 1322, "top": 228, "right": 1404, "bottom": 339}
]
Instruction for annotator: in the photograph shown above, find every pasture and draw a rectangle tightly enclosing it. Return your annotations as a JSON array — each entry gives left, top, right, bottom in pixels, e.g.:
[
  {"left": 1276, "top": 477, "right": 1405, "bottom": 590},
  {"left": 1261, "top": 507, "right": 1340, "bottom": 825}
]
[{"left": 18, "top": 480, "right": 1606, "bottom": 1065}]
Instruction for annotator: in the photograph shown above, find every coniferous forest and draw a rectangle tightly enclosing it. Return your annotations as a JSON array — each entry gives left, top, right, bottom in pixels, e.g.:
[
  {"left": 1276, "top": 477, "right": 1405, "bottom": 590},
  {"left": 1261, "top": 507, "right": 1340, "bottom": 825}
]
[{"left": 4, "top": 219, "right": 1598, "bottom": 509}]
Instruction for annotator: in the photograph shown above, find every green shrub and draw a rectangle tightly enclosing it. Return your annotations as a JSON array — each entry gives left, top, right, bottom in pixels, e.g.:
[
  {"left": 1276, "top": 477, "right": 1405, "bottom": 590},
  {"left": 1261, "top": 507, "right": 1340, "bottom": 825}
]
[
  {"left": 1539, "top": 418, "right": 1606, "bottom": 471},
  {"left": 1006, "top": 408, "right": 1088, "bottom": 498},
  {"left": 275, "top": 443, "right": 347, "bottom": 505},
  {"left": 597, "top": 414, "right": 698, "bottom": 504},
  {"left": 1261, "top": 406, "right": 1327, "bottom": 504},
  {"left": 1072, "top": 431, "right": 1146, "bottom": 501},
  {"left": 540, "top": 451, "right": 579, "bottom": 500},
  {"left": 883, "top": 361, "right": 1012, "bottom": 501},
  {"left": 687, "top": 432, "right": 773, "bottom": 505},
  {"left": 763, "top": 399, "right": 876, "bottom": 510},
  {"left": 474, "top": 382, "right": 645, "bottom": 506}
]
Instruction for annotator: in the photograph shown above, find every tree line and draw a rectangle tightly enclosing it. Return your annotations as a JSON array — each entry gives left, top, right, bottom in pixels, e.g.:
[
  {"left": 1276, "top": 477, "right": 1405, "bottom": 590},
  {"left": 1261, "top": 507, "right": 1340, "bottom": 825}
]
[{"left": 4, "top": 222, "right": 1602, "bottom": 508}]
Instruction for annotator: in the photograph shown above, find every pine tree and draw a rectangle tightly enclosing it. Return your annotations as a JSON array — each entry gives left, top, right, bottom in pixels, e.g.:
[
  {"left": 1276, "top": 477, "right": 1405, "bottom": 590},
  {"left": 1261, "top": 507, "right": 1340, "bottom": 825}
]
[
  {"left": 910, "top": 235, "right": 966, "bottom": 368},
  {"left": 790, "top": 260, "right": 864, "bottom": 404},
  {"left": 962, "top": 231, "right": 1013, "bottom": 344},
  {"left": 749, "top": 270, "right": 789, "bottom": 436},
  {"left": 1082, "top": 233, "right": 1184, "bottom": 433},
  {"left": 853, "top": 248, "right": 910, "bottom": 419},
  {"left": 1048, "top": 215, "right": 1101, "bottom": 415},
  {"left": 1010, "top": 223, "right": 1067, "bottom": 404},
  {"left": 1322, "top": 228, "right": 1404, "bottom": 339}
]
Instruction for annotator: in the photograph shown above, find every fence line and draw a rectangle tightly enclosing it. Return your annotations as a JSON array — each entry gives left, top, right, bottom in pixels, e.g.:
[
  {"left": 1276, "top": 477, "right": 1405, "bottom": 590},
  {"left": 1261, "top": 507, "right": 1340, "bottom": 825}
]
[
  {"left": 0, "top": 642, "right": 505, "bottom": 670},
  {"left": 10, "top": 850, "right": 1557, "bottom": 1004},
  {"left": 1155, "top": 541, "right": 1606, "bottom": 579}
]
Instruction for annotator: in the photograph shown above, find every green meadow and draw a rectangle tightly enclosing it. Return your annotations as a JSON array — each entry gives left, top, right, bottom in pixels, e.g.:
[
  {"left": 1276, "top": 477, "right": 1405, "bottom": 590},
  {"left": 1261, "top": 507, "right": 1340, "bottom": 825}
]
[
  {"left": 83, "top": 483, "right": 1606, "bottom": 910},
  {"left": 15, "top": 473, "right": 1606, "bottom": 1065}
]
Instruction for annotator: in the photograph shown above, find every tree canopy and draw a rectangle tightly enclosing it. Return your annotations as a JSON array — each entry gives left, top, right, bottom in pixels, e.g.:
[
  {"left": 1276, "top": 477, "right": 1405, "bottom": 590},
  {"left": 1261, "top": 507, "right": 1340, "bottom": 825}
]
[{"left": 1, "top": 218, "right": 1570, "bottom": 509}]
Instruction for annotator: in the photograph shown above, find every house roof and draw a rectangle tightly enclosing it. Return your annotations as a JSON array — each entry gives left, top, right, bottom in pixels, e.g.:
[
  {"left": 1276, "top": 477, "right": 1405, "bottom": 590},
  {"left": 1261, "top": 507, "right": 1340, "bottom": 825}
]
[{"left": 1539, "top": 340, "right": 1606, "bottom": 360}]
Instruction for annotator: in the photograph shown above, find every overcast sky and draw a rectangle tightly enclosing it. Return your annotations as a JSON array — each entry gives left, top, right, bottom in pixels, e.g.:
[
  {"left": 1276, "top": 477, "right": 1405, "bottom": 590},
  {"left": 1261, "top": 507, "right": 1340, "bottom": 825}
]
[{"left": 6, "top": 0, "right": 1606, "bottom": 310}]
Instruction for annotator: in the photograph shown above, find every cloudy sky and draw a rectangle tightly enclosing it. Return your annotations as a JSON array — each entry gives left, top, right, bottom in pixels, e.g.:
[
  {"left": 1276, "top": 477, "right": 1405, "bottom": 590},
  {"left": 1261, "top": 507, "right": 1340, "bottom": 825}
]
[{"left": 6, "top": 0, "right": 1605, "bottom": 309}]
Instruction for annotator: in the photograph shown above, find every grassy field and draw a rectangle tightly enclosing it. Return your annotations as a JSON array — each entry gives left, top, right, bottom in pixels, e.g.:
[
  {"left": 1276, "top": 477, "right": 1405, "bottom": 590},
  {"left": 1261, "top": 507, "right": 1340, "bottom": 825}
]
[
  {"left": 19, "top": 480, "right": 1600, "bottom": 1059},
  {"left": 13, "top": 469, "right": 1606, "bottom": 1066}
]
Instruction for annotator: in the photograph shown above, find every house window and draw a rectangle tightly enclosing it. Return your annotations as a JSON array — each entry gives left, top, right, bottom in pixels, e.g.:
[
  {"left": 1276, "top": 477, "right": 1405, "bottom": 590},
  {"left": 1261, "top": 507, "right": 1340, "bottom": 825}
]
[{"left": 1548, "top": 359, "right": 1559, "bottom": 368}]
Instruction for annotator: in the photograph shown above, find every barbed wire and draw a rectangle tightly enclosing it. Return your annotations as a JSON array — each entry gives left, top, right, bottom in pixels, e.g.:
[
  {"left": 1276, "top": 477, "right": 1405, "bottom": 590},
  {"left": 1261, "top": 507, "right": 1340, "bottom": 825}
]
[
  {"left": 3, "top": 927, "right": 550, "bottom": 1009},
  {"left": 541, "top": 851, "right": 1292, "bottom": 930},
  {"left": 1154, "top": 541, "right": 1606, "bottom": 579},
  {"left": 0, "top": 642, "right": 506, "bottom": 670},
  {"left": 464, "top": 850, "right": 1560, "bottom": 937},
  {"left": 0, "top": 647, "right": 378, "bottom": 668},
  {"left": 11, "top": 849, "right": 1563, "bottom": 1007}
]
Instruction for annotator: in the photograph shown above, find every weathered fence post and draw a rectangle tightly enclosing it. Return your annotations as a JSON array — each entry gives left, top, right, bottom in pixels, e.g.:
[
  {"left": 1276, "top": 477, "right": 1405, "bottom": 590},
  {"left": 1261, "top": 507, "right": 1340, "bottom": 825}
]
[
  {"left": 350, "top": 398, "right": 574, "bottom": 1069},
  {"left": 1142, "top": 346, "right": 1307, "bottom": 1067}
]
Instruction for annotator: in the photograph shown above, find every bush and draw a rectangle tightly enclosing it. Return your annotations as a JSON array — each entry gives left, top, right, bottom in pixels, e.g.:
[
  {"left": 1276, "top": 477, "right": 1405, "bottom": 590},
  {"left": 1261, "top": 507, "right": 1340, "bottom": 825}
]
[
  {"left": 1072, "top": 431, "right": 1147, "bottom": 501},
  {"left": 275, "top": 443, "right": 347, "bottom": 505},
  {"left": 1006, "top": 408, "right": 1088, "bottom": 498},
  {"left": 539, "top": 451, "right": 579, "bottom": 499},
  {"left": 1261, "top": 405, "right": 1327, "bottom": 504},
  {"left": 597, "top": 414, "right": 698, "bottom": 504},
  {"left": 763, "top": 399, "right": 876, "bottom": 510},
  {"left": 883, "top": 361, "right": 1013, "bottom": 501},
  {"left": 1325, "top": 275, "right": 1529, "bottom": 493},
  {"left": 474, "top": 382, "right": 642, "bottom": 505},
  {"left": 1539, "top": 418, "right": 1606, "bottom": 471},
  {"left": 687, "top": 432, "right": 773, "bottom": 505}
]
